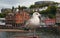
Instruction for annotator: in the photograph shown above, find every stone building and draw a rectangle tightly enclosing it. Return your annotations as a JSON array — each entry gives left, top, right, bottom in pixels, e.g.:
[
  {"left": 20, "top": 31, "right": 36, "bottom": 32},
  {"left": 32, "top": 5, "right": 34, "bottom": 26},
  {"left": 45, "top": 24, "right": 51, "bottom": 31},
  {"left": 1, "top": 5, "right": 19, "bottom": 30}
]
[
  {"left": 56, "top": 7, "right": 60, "bottom": 25},
  {"left": 5, "top": 13, "right": 15, "bottom": 26}
]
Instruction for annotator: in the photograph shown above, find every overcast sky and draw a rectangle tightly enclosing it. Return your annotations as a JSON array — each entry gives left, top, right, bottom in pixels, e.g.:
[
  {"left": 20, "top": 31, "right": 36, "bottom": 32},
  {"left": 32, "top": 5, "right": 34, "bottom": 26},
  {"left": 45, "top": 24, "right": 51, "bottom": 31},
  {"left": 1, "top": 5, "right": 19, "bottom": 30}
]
[{"left": 0, "top": 0, "right": 60, "bottom": 12}]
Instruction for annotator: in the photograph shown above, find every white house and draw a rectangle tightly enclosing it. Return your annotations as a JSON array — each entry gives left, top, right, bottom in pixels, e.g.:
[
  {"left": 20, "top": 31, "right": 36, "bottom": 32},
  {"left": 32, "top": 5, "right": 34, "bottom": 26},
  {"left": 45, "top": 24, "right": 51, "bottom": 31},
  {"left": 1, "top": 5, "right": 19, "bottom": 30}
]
[{"left": 0, "top": 18, "right": 5, "bottom": 25}]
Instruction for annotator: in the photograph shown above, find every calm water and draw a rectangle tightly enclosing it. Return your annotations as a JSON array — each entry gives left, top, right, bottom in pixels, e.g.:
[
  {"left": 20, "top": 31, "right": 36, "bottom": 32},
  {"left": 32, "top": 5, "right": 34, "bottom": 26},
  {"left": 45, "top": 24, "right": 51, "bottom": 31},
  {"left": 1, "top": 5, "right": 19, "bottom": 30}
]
[{"left": 0, "top": 31, "right": 60, "bottom": 38}]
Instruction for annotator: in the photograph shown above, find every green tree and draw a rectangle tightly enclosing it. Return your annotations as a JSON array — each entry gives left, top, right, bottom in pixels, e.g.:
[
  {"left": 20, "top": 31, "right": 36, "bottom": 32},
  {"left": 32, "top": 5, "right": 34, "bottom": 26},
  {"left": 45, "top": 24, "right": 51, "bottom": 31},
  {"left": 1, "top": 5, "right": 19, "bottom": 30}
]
[
  {"left": 29, "top": 5, "right": 36, "bottom": 8},
  {"left": 29, "top": 5, "right": 43, "bottom": 8},
  {"left": 46, "top": 6, "right": 57, "bottom": 15},
  {"left": 47, "top": 6, "right": 57, "bottom": 18},
  {"left": 20, "top": 6, "right": 27, "bottom": 10},
  {"left": 0, "top": 13, "right": 6, "bottom": 18},
  {"left": 18, "top": 5, "right": 20, "bottom": 10},
  {"left": 12, "top": 6, "right": 14, "bottom": 12},
  {"left": 40, "top": 6, "right": 57, "bottom": 18}
]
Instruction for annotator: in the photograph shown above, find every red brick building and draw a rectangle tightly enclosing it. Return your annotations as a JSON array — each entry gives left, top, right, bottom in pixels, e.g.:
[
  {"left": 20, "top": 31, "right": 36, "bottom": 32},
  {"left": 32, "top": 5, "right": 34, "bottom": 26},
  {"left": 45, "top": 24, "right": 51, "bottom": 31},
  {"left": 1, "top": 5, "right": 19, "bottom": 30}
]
[
  {"left": 6, "top": 10, "right": 30, "bottom": 27},
  {"left": 15, "top": 11, "right": 30, "bottom": 27},
  {"left": 44, "top": 18, "right": 56, "bottom": 27}
]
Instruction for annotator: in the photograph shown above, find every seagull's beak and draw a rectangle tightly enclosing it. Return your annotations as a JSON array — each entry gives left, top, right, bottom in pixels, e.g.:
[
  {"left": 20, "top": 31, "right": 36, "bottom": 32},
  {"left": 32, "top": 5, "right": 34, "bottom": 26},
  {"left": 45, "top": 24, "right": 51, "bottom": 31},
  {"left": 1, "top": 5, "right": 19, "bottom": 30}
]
[
  {"left": 38, "top": 14, "right": 41, "bottom": 19},
  {"left": 39, "top": 16, "right": 41, "bottom": 19}
]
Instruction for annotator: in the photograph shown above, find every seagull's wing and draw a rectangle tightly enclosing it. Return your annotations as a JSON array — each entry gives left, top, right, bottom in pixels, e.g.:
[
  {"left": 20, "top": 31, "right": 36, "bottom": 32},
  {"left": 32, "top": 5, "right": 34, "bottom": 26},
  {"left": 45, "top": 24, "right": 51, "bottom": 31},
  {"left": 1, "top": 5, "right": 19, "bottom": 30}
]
[
  {"left": 25, "top": 15, "right": 33, "bottom": 27},
  {"left": 25, "top": 19, "right": 31, "bottom": 27}
]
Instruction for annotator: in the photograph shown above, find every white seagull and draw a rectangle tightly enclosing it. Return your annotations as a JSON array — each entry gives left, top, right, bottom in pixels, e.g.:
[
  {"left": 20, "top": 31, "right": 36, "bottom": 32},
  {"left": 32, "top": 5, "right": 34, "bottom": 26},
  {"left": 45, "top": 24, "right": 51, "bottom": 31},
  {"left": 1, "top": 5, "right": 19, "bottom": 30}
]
[{"left": 25, "top": 12, "right": 41, "bottom": 37}]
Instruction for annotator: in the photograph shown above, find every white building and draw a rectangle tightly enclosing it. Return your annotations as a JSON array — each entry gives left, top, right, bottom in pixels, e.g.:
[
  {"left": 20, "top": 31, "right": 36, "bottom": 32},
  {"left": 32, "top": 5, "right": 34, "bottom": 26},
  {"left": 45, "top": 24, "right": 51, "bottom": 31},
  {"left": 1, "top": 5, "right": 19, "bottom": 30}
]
[{"left": 0, "top": 18, "right": 5, "bottom": 25}]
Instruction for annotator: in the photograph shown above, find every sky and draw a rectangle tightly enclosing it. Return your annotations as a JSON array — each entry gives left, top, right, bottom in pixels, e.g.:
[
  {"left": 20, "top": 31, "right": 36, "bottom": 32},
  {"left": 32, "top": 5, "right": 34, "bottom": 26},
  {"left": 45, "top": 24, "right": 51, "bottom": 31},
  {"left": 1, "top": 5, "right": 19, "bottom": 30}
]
[{"left": 0, "top": 0, "right": 60, "bottom": 12}]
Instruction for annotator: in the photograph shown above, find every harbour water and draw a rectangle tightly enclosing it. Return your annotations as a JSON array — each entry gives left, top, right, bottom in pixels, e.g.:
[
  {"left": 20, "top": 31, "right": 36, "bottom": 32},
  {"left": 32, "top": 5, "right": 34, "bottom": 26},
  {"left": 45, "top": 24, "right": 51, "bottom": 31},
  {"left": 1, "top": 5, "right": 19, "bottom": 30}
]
[{"left": 0, "top": 31, "right": 59, "bottom": 38}]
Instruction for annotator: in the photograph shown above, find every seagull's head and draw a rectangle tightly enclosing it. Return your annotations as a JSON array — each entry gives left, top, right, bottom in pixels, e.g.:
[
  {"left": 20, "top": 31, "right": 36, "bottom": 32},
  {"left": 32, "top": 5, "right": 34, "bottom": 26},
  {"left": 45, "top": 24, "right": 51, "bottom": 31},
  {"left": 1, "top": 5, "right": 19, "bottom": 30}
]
[{"left": 33, "top": 12, "right": 41, "bottom": 18}]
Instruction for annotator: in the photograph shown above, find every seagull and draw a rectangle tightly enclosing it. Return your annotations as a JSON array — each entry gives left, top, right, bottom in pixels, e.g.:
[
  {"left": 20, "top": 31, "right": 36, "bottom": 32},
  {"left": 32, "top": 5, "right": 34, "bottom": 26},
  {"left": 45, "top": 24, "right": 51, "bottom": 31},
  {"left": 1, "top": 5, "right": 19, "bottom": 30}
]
[{"left": 25, "top": 12, "right": 41, "bottom": 37}]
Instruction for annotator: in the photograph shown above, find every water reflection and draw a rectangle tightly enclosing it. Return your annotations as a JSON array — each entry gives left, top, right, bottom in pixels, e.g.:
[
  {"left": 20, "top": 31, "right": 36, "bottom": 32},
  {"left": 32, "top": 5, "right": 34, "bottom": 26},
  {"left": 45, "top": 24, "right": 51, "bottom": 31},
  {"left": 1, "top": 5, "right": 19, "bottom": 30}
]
[{"left": 0, "top": 31, "right": 60, "bottom": 38}]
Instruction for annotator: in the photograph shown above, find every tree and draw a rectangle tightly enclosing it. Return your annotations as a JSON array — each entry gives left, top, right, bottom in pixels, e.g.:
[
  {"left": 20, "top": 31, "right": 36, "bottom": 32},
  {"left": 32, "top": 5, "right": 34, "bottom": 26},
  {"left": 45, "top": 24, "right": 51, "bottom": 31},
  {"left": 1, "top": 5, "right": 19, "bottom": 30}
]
[
  {"left": 46, "top": 6, "right": 57, "bottom": 18},
  {"left": 20, "top": 6, "right": 27, "bottom": 10},
  {"left": 18, "top": 5, "right": 20, "bottom": 10},
  {"left": 12, "top": 6, "right": 14, "bottom": 12},
  {"left": 46, "top": 6, "right": 57, "bottom": 15},
  {"left": 0, "top": 13, "right": 6, "bottom": 18},
  {"left": 40, "top": 5, "right": 57, "bottom": 18},
  {"left": 29, "top": 5, "right": 35, "bottom": 8}
]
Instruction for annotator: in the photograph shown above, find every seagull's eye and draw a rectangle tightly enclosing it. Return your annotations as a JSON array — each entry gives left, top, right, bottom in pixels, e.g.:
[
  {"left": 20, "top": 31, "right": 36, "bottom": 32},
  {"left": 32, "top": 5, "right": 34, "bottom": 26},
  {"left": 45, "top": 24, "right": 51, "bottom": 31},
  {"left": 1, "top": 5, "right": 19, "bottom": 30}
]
[{"left": 36, "top": 13, "right": 38, "bottom": 15}]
